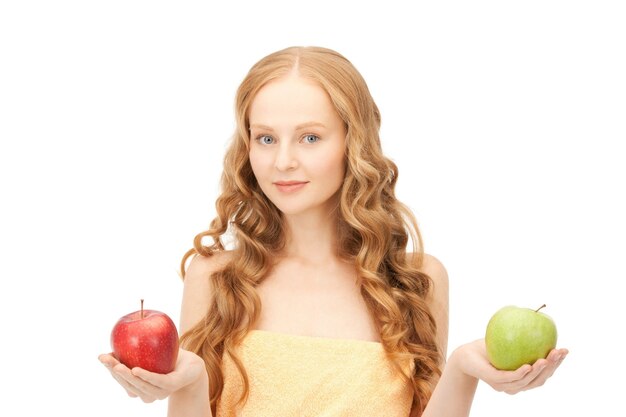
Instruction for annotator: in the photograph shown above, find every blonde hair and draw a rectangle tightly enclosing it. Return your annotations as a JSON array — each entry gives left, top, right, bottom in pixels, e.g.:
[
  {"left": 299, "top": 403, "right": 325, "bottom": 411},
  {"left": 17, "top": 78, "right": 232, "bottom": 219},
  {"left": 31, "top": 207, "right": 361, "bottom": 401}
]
[{"left": 179, "top": 46, "right": 441, "bottom": 415}]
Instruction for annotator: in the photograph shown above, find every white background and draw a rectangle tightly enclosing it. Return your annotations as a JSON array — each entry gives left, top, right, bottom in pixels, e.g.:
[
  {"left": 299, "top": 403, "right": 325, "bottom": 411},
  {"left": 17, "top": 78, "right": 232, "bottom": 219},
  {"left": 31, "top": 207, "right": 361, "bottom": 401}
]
[{"left": 1, "top": 1, "right": 624, "bottom": 416}]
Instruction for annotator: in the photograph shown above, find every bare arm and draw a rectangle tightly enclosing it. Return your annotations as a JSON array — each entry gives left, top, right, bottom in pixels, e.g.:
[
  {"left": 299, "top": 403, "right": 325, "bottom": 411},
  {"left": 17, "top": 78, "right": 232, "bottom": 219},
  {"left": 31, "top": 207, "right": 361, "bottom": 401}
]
[
  {"left": 167, "top": 250, "right": 233, "bottom": 417},
  {"left": 418, "top": 255, "right": 568, "bottom": 417},
  {"left": 421, "top": 348, "right": 479, "bottom": 417},
  {"left": 420, "top": 254, "right": 479, "bottom": 416}
]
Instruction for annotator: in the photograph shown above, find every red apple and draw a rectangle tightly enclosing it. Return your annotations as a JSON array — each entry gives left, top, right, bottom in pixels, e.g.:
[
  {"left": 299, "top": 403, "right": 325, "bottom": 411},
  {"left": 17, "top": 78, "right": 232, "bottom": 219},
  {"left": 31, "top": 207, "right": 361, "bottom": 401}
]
[{"left": 110, "top": 299, "right": 179, "bottom": 374}]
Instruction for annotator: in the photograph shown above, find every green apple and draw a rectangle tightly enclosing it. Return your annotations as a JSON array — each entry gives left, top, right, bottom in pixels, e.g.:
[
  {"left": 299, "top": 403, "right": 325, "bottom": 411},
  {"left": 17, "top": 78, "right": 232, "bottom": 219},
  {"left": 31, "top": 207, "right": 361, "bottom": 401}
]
[{"left": 485, "top": 304, "right": 557, "bottom": 371}]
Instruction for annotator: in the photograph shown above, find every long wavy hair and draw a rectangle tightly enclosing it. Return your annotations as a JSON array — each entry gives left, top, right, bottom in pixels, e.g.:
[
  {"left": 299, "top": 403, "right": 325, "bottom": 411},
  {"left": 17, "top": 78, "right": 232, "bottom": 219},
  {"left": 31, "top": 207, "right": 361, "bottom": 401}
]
[{"left": 179, "top": 46, "right": 441, "bottom": 415}]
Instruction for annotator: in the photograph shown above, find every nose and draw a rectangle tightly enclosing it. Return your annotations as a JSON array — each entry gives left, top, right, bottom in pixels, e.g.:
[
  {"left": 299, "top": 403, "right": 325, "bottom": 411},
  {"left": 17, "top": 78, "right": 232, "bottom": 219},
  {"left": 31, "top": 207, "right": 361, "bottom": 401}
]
[{"left": 274, "top": 142, "right": 298, "bottom": 171}]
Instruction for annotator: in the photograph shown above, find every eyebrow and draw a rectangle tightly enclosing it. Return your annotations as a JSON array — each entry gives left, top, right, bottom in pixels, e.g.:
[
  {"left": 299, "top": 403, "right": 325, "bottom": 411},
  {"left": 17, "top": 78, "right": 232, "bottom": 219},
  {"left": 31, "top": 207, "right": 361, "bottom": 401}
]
[{"left": 249, "top": 121, "right": 327, "bottom": 131}]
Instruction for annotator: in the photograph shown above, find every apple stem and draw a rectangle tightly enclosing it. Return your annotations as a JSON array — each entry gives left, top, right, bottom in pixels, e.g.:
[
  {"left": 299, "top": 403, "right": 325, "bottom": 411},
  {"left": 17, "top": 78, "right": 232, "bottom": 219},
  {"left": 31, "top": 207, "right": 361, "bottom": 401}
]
[
  {"left": 141, "top": 299, "right": 144, "bottom": 319},
  {"left": 535, "top": 304, "right": 546, "bottom": 313}
]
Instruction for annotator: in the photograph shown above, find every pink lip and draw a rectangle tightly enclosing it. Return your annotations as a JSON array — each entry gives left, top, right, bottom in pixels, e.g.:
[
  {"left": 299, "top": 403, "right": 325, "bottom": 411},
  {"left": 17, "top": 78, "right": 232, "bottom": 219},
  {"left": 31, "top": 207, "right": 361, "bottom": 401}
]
[
  {"left": 274, "top": 181, "right": 308, "bottom": 185},
  {"left": 274, "top": 182, "right": 308, "bottom": 193}
]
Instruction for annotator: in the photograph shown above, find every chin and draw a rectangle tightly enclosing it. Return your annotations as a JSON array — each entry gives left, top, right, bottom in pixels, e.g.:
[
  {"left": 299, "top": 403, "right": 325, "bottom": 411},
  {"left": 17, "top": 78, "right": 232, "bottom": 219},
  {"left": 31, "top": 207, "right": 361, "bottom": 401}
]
[
  {"left": 275, "top": 206, "right": 308, "bottom": 216},
  {"left": 270, "top": 199, "right": 313, "bottom": 215}
]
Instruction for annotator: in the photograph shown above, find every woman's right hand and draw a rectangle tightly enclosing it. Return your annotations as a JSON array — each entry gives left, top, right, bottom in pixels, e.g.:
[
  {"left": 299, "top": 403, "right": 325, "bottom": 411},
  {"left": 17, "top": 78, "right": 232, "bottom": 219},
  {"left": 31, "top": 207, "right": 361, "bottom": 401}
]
[{"left": 98, "top": 348, "right": 207, "bottom": 403}]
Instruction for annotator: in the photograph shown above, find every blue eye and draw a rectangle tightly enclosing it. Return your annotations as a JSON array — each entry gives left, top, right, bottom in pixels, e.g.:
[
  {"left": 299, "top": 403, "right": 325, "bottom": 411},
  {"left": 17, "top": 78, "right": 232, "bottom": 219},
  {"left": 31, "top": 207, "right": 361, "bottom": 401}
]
[
  {"left": 257, "top": 135, "right": 274, "bottom": 144},
  {"left": 303, "top": 134, "right": 319, "bottom": 143}
]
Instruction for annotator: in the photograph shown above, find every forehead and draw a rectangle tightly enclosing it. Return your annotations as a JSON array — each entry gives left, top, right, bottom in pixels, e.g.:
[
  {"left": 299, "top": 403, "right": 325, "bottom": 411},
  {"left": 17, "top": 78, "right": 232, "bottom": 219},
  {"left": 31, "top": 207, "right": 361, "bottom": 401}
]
[{"left": 248, "top": 75, "right": 340, "bottom": 127}]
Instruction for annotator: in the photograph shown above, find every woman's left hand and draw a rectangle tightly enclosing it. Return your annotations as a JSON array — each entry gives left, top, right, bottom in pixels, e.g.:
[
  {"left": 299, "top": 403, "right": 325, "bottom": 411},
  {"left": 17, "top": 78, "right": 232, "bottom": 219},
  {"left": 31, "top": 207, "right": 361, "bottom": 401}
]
[{"left": 456, "top": 339, "right": 568, "bottom": 394}]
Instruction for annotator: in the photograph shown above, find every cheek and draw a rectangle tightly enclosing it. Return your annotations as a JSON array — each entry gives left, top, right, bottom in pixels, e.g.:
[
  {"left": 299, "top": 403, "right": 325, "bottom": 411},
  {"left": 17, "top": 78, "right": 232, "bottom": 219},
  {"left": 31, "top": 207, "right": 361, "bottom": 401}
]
[
  {"left": 248, "top": 151, "right": 264, "bottom": 176},
  {"left": 316, "top": 151, "right": 346, "bottom": 180}
]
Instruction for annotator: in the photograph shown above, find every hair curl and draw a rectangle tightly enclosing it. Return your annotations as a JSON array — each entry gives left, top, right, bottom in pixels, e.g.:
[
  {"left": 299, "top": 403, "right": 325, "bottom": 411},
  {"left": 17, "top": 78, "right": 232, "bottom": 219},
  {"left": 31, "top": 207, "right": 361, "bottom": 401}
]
[{"left": 179, "top": 46, "right": 441, "bottom": 415}]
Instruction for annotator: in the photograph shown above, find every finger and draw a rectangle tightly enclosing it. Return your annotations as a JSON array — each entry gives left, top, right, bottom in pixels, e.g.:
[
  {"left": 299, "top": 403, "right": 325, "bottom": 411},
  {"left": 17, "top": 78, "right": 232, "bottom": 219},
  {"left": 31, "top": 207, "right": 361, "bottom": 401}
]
[
  {"left": 107, "top": 370, "right": 139, "bottom": 397},
  {"left": 546, "top": 348, "right": 568, "bottom": 367},
  {"left": 555, "top": 348, "right": 569, "bottom": 357},
  {"left": 98, "top": 355, "right": 140, "bottom": 397},
  {"left": 116, "top": 365, "right": 171, "bottom": 402},
  {"left": 505, "top": 347, "right": 567, "bottom": 385},
  {"left": 484, "top": 364, "right": 532, "bottom": 393},
  {"left": 513, "top": 358, "right": 551, "bottom": 391},
  {"left": 98, "top": 353, "right": 120, "bottom": 369},
  {"left": 131, "top": 367, "right": 176, "bottom": 391},
  {"left": 491, "top": 363, "right": 532, "bottom": 385},
  {"left": 522, "top": 350, "right": 568, "bottom": 391},
  {"left": 533, "top": 348, "right": 568, "bottom": 380},
  {"left": 107, "top": 366, "right": 140, "bottom": 398},
  {"left": 490, "top": 366, "right": 533, "bottom": 394},
  {"left": 112, "top": 364, "right": 159, "bottom": 402}
]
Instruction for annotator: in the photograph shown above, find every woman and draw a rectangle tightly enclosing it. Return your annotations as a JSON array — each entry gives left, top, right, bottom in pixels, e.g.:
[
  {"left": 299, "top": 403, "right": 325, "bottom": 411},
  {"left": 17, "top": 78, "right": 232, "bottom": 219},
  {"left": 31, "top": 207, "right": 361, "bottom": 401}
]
[{"left": 99, "top": 46, "right": 568, "bottom": 417}]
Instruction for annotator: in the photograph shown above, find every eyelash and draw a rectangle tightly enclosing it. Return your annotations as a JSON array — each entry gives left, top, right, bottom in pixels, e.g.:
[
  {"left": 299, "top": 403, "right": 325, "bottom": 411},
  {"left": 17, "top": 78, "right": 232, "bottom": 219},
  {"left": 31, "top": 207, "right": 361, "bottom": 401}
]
[{"left": 254, "top": 134, "right": 320, "bottom": 145}]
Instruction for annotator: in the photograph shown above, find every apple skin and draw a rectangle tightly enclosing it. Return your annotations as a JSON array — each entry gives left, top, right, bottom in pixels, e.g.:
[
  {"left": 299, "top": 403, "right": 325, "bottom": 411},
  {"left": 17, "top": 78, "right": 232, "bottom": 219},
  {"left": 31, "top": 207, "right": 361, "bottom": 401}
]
[
  {"left": 111, "top": 309, "right": 179, "bottom": 374},
  {"left": 485, "top": 305, "right": 557, "bottom": 371}
]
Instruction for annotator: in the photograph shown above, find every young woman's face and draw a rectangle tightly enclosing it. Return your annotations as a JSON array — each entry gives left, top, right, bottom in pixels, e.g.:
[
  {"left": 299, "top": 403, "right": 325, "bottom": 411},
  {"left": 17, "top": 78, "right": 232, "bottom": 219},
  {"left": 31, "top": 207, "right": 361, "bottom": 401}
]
[{"left": 248, "top": 74, "right": 347, "bottom": 216}]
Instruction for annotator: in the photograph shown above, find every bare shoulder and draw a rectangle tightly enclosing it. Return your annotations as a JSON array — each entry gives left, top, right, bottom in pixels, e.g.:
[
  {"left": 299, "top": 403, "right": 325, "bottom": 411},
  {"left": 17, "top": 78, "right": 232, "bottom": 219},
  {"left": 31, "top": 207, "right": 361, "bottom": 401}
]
[
  {"left": 409, "top": 252, "right": 450, "bottom": 357},
  {"left": 405, "top": 252, "right": 449, "bottom": 290},
  {"left": 419, "top": 253, "right": 449, "bottom": 315},
  {"left": 184, "top": 250, "right": 234, "bottom": 281},
  {"left": 179, "top": 250, "right": 235, "bottom": 334},
  {"left": 421, "top": 253, "right": 449, "bottom": 292}
]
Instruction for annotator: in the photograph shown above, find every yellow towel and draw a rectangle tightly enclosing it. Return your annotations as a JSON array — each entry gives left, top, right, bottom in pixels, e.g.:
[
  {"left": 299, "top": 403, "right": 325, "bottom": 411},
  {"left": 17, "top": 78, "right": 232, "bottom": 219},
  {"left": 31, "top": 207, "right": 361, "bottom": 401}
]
[{"left": 217, "top": 330, "right": 414, "bottom": 417}]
